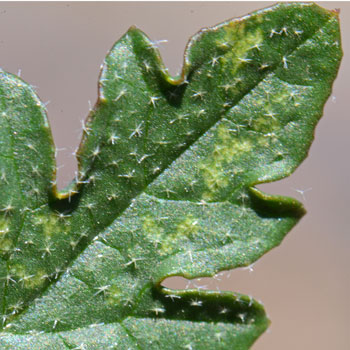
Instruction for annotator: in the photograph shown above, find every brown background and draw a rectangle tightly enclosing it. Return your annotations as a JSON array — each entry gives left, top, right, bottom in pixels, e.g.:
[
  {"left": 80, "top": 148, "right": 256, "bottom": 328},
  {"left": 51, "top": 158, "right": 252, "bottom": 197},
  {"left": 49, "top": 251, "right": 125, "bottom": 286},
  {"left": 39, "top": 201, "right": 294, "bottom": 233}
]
[{"left": 0, "top": 2, "right": 348, "bottom": 349}]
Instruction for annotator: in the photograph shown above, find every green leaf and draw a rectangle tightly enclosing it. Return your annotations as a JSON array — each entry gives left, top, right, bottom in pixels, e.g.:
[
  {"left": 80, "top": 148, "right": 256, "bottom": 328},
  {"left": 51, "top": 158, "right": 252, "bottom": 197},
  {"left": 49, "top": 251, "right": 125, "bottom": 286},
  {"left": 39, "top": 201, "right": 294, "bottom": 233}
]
[{"left": 0, "top": 3, "right": 342, "bottom": 349}]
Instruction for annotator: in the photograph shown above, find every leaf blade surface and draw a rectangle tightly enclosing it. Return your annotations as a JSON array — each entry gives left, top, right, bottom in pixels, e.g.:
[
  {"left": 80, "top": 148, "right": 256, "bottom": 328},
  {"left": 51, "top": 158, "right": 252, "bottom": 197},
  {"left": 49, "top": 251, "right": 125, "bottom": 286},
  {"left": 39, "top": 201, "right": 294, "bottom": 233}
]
[{"left": 0, "top": 3, "right": 342, "bottom": 349}]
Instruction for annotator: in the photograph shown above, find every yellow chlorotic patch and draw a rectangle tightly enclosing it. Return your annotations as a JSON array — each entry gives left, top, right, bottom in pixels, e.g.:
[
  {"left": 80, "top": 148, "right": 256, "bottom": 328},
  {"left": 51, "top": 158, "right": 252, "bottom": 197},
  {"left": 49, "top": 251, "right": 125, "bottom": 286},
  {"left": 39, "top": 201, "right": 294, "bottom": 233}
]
[
  {"left": 217, "top": 125, "right": 253, "bottom": 161},
  {"left": 10, "top": 264, "right": 26, "bottom": 279},
  {"left": 160, "top": 215, "right": 200, "bottom": 256},
  {"left": 200, "top": 124, "right": 253, "bottom": 199},
  {"left": 25, "top": 269, "right": 47, "bottom": 289},
  {"left": 200, "top": 165, "right": 228, "bottom": 192},
  {"left": 0, "top": 237, "right": 12, "bottom": 254},
  {"left": 10, "top": 265, "right": 47, "bottom": 289},
  {"left": 252, "top": 116, "right": 280, "bottom": 134},
  {"left": 249, "top": 78, "right": 310, "bottom": 135},
  {"left": 106, "top": 285, "right": 123, "bottom": 305},
  {"left": 254, "top": 13, "right": 264, "bottom": 24},
  {"left": 176, "top": 216, "right": 200, "bottom": 238},
  {"left": 159, "top": 240, "right": 172, "bottom": 256},
  {"left": 33, "top": 213, "right": 63, "bottom": 238},
  {"left": 218, "top": 21, "right": 263, "bottom": 75},
  {"left": 142, "top": 215, "right": 164, "bottom": 236},
  {"left": 257, "top": 136, "right": 270, "bottom": 148},
  {"left": 142, "top": 215, "right": 164, "bottom": 246},
  {"left": 0, "top": 217, "right": 10, "bottom": 236}
]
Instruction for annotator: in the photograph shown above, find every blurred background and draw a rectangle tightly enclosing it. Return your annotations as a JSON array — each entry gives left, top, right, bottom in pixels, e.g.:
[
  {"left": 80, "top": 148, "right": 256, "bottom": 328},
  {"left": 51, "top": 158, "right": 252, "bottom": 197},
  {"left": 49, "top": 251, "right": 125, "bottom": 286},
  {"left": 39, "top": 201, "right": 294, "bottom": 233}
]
[{"left": 0, "top": 2, "right": 348, "bottom": 349}]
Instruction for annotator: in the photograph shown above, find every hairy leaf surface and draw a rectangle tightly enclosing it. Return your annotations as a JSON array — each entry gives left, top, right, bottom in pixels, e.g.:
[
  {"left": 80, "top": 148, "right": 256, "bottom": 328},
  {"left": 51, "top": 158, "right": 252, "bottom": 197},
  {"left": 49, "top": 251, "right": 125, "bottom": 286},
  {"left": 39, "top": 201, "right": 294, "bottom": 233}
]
[{"left": 0, "top": 3, "right": 342, "bottom": 349}]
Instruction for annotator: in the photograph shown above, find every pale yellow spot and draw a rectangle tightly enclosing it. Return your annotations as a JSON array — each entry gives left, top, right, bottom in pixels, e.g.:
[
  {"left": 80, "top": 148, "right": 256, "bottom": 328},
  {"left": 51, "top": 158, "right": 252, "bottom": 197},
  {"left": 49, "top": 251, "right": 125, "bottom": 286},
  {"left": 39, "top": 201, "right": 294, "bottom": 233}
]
[
  {"left": 272, "top": 90, "right": 291, "bottom": 104},
  {"left": 252, "top": 116, "right": 280, "bottom": 134},
  {"left": 142, "top": 215, "right": 163, "bottom": 247},
  {"left": 217, "top": 125, "right": 252, "bottom": 160},
  {"left": 0, "top": 238, "right": 12, "bottom": 254},
  {"left": 254, "top": 14, "right": 264, "bottom": 24},
  {"left": 10, "top": 265, "right": 47, "bottom": 289},
  {"left": 33, "top": 213, "right": 61, "bottom": 238},
  {"left": 200, "top": 124, "right": 253, "bottom": 198},
  {"left": 106, "top": 285, "right": 123, "bottom": 305},
  {"left": 257, "top": 137, "right": 270, "bottom": 148},
  {"left": 142, "top": 215, "right": 163, "bottom": 235},
  {"left": 0, "top": 217, "right": 10, "bottom": 236},
  {"left": 255, "top": 98, "right": 265, "bottom": 106},
  {"left": 160, "top": 216, "right": 200, "bottom": 255},
  {"left": 218, "top": 21, "right": 263, "bottom": 75},
  {"left": 10, "top": 264, "right": 26, "bottom": 279},
  {"left": 25, "top": 269, "right": 47, "bottom": 289},
  {"left": 200, "top": 165, "right": 229, "bottom": 194},
  {"left": 176, "top": 216, "right": 200, "bottom": 238}
]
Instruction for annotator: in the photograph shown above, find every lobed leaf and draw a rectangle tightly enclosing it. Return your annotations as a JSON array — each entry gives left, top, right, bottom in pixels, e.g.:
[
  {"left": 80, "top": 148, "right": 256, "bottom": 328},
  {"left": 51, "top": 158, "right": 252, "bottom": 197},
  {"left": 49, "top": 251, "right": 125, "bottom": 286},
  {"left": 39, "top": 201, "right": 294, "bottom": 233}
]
[{"left": 0, "top": 3, "right": 342, "bottom": 349}]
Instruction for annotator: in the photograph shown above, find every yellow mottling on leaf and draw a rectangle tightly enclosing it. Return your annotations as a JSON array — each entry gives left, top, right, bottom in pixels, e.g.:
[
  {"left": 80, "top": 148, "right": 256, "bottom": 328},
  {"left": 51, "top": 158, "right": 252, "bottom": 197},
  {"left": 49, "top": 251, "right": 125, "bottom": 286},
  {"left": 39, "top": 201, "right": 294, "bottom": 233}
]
[
  {"left": 177, "top": 216, "right": 200, "bottom": 238},
  {"left": 10, "top": 265, "right": 46, "bottom": 288},
  {"left": 0, "top": 217, "right": 10, "bottom": 235},
  {"left": 106, "top": 285, "right": 123, "bottom": 305},
  {"left": 218, "top": 21, "right": 263, "bottom": 75},
  {"left": 257, "top": 137, "right": 270, "bottom": 148},
  {"left": 143, "top": 215, "right": 163, "bottom": 236},
  {"left": 33, "top": 213, "right": 63, "bottom": 238},
  {"left": 10, "top": 264, "right": 26, "bottom": 279},
  {"left": 0, "top": 237, "right": 12, "bottom": 254},
  {"left": 142, "top": 215, "right": 164, "bottom": 247},
  {"left": 200, "top": 164, "right": 229, "bottom": 193},
  {"left": 252, "top": 116, "right": 280, "bottom": 134},
  {"left": 200, "top": 124, "right": 253, "bottom": 197},
  {"left": 25, "top": 269, "right": 47, "bottom": 289},
  {"left": 160, "top": 215, "right": 200, "bottom": 256}
]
